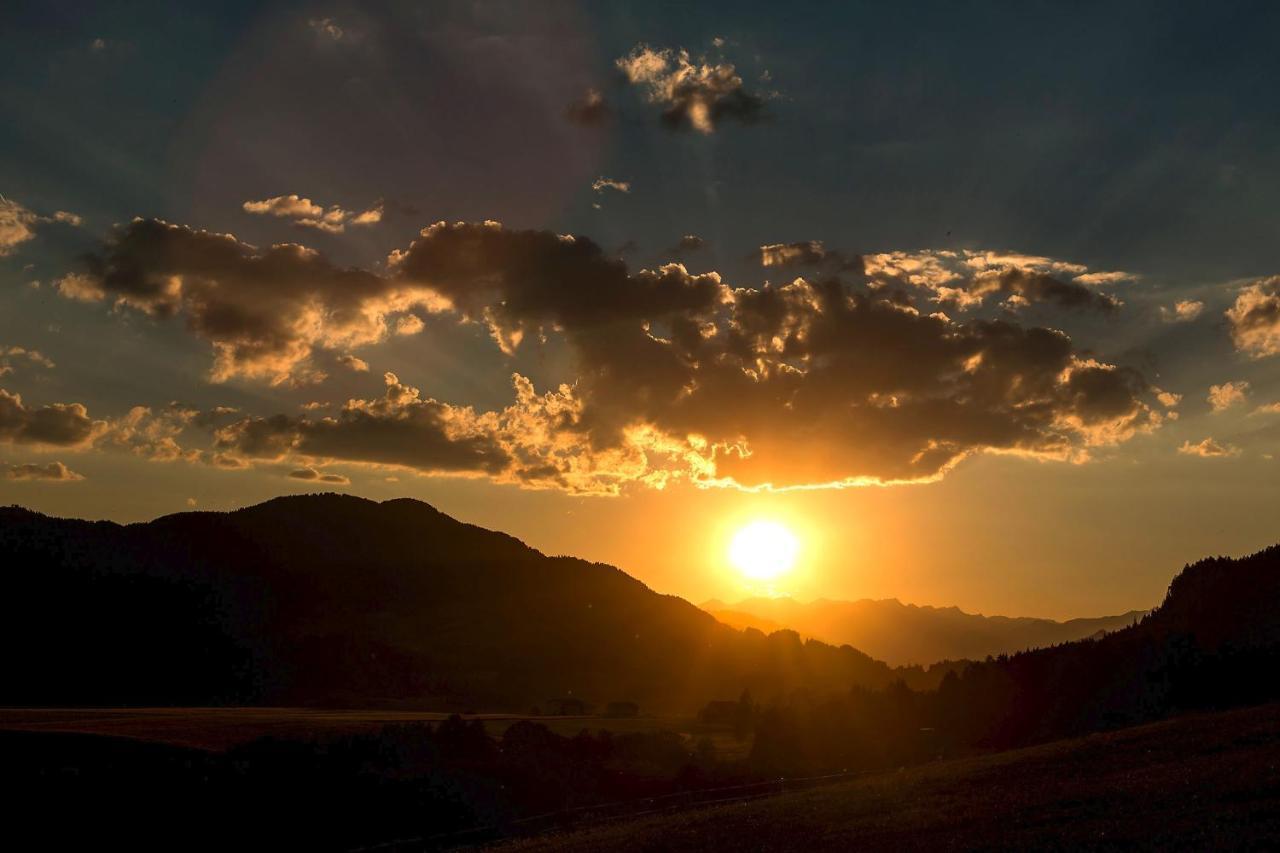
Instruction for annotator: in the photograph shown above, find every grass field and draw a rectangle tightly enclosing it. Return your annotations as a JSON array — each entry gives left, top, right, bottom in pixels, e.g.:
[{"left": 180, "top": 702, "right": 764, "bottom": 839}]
[
  {"left": 0, "top": 706, "right": 750, "bottom": 757},
  {"left": 499, "top": 702, "right": 1280, "bottom": 852}
]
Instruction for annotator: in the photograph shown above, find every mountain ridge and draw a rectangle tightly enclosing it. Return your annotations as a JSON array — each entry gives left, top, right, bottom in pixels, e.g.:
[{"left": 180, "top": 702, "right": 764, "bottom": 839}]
[
  {"left": 0, "top": 494, "right": 957, "bottom": 712},
  {"left": 705, "top": 594, "right": 1147, "bottom": 666}
]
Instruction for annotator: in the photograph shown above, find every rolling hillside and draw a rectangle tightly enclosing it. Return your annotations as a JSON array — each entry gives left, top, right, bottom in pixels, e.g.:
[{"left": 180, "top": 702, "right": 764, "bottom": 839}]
[
  {"left": 501, "top": 702, "right": 1280, "bottom": 852},
  {"left": 0, "top": 494, "right": 951, "bottom": 711}
]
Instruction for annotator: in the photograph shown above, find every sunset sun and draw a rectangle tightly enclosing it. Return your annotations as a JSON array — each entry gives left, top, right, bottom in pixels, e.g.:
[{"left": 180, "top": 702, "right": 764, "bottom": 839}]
[{"left": 728, "top": 520, "right": 799, "bottom": 582}]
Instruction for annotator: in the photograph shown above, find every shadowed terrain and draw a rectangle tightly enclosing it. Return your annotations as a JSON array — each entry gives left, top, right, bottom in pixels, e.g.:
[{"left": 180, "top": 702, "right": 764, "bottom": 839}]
[
  {"left": 0, "top": 494, "right": 954, "bottom": 711},
  {"left": 3, "top": 497, "right": 1280, "bottom": 849},
  {"left": 500, "top": 702, "right": 1280, "bottom": 852},
  {"left": 706, "top": 597, "right": 1146, "bottom": 666}
]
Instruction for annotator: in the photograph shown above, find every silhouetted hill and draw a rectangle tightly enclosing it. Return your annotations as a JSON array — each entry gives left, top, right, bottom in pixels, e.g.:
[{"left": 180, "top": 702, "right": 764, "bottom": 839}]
[
  {"left": 502, "top": 702, "right": 1280, "bottom": 852},
  {"left": 704, "top": 597, "right": 1146, "bottom": 666},
  {"left": 0, "top": 495, "right": 951, "bottom": 710},
  {"left": 945, "top": 543, "right": 1280, "bottom": 747},
  {"left": 742, "top": 543, "right": 1280, "bottom": 773}
]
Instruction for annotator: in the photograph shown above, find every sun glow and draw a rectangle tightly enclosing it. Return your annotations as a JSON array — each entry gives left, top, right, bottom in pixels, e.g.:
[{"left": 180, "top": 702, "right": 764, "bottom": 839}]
[{"left": 728, "top": 520, "right": 799, "bottom": 581}]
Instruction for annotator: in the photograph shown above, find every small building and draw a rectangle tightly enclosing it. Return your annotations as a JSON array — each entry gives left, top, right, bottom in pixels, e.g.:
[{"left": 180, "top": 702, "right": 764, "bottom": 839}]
[{"left": 604, "top": 701, "right": 639, "bottom": 718}]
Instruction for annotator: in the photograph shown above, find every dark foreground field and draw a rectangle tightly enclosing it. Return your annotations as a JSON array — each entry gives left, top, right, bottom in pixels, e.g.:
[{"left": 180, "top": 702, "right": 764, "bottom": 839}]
[
  {"left": 0, "top": 706, "right": 751, "bottom": 759},
  {"left": 502, "top": 702, "right": 1280, "bottom": 852}
]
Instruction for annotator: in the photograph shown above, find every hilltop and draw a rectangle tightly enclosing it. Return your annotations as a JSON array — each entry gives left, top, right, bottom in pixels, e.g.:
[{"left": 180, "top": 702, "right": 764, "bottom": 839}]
[{"left": 0, "top": 494, "right": 952, "bottom": 711}]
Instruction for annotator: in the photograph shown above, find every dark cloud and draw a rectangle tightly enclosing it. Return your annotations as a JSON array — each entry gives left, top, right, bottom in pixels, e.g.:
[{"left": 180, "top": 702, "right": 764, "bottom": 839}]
[
  {"left": 1, "top": 460, "right": 84, "bottom": 481},
  {"left": 755, "top": 241, "right": 861, "bottom": 273},
  {"left": 388, "top": 223, "right": 1159, "bottom": 489},
  {"left": 59, "top": 218, "right": 1161, "bottom": 492},
  {"left": 1226, "top": 277, "right": 1280, "bottom": 358},
  {"left": 0, "top": 389, "right": 103, "bottom": 447},
  {"left": 616, "top": 45, "right": 765, "bottom": 133},
  {"left": 985, "top": 268, "right": 1120, "bottom": 313},
  {"left": 216, "top": 372, "right": 511, "bottom": 478},
  {"left": 671, "top": 235, "right": 707, "bottom": 254},
  {"left": 862, "top": 250, "right": 1126, "bottom": 313},
  {"left": 565, "top": 87, "right": 612, "bottom": 126},
  {"left": 57, "top": 219, "right": 445, "bottom": 384},
  {"left": 389, "top": 221, "right": 723, "bottom": 353}
]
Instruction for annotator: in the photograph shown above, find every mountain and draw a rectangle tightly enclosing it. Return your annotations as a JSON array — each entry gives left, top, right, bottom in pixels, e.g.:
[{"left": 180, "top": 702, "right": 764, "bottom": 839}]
[
  {"left": 705, "top": 596, "right": 1147, "bottom": 666},
  {"left": 918, "top": 542, "right": 1280, "bottom": 748},
  {"left": 0, "top": 494, "right": 954, "bottom": 711},
  {"left": 741, "top": 543, "right": 1280, "bottom": 775}
]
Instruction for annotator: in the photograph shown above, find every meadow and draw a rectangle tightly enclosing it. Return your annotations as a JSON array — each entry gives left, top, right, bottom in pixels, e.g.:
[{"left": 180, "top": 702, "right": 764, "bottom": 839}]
[
  {"left": 501, "top": 702, "right": 1280, "bottom": 851},
  {"left": 0, "top": 706, "right": 752, "bottom": 758}
]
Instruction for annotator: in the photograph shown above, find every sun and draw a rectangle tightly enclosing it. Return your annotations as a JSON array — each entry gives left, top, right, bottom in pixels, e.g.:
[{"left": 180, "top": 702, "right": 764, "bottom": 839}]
[{"left": 728, "top": 520, "right": 799, "bottom": 582}]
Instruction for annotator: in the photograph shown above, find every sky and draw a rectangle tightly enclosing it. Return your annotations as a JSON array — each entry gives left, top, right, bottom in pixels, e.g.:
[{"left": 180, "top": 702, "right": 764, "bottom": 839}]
[{"left": 2, "top": 0, "right": 1279, "bottom": 619}]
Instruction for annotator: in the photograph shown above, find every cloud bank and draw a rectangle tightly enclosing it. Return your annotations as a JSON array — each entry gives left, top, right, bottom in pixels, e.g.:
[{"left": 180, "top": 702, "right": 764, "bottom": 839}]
[
  {"left": 53, "top": 219, "right": 1165, "bottom": 493},
  {"left": 1, "top": 461, "right": 83, "bottom": 481}
]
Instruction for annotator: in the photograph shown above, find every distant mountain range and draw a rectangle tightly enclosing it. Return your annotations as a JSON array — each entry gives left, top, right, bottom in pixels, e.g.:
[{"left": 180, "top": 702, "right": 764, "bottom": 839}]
[
  {"left": 0, "top": 495, "right": 957, "bottom": 711},
  {"left": 702, "top": 597, "right": 1148, "bottom": 666}
]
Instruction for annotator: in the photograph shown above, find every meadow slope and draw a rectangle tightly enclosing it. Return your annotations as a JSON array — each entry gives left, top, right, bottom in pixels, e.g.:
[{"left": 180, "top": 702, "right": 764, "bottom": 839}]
[{"left": 501, "top": 702, "right": 1280, "bottom": 852}]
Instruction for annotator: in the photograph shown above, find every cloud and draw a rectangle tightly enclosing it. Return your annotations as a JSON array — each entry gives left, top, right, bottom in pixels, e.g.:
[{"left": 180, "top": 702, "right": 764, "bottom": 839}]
[
  {"left": 59, "top": 219, "right": 449, "bottom": 384},
  {"left": 0, "top": 198, "right": 40, "bottom": 254},
  {"left": 0, "top": 196, "right": 82, "bottom": 256},
  {"left": 565, "top": 87, "right": 612, "bottom": 126},
  {"left": 616, "top": 44, "right": 765, "bottom": 133},
  {"left": 0, "top": 389, "right": 104, "bottom": 447},
  {"left": 592, "top": 177, "right": 631, "bottom": 194},
  {"left": 348, "top": 206, "right": 383, "bottom": 226},
  {"left": 308, "top": 17, "right": 344, "bottom": 41},
  {"left": 672, "top": 235, "right": 707, "bottom": 254},
  {"left": 1178, "top": 437, "right": 1241, "bottom": 458},
  {"left": 1208, "top": 380, "right": 1249, "bottom": 412},
  {"left": 62, "top": 219, "right": 1162, "bottom": 492},
  {"left": 242, "top": 194, "right": 383, "bottom": 233},
  {"left": 0, "top": 346, "right": 55, "bottom": 377},
  {"left": 96, "top": 403, "right": 206, "bottom": 462},
  {"left": 0, "top": 461, "right": 84, "bottom": 481},
  {"left": 214, "top": 371, "right": 512, "bottom": 479},
  {"left": 389, "top": 220, "right": 725, "bottom": 354},
  {"left": 1160, "top": 299, "right": 1204, "bottom": 323},
  {"left": 862, "top": 250, "right": 1122, "bottom": 312},
  {"left": 1072, "top": 270, "right": 1137, "bottom": 286},
  {"left": 338, "top": 354, "right": 370, "bottom": 372},
  {"left": 387, "top": 222, "right": 1160, "bottom": 490},
  {"left": 1226, "top": 277, "right": 1280, "bottom": 358},
  {"left": 1253, "top": 402, "right": 1280, "bottom": 416},
  {"left": 756, "top": 241, "right": 860, "bottom": 273},
  {"left": 243, "top": 195, "right": 322, "bottom": 218},
  {"left": 0, "top": 392, "right": 214, "bottom": 464},
  {"left": 591, "top": 178, "right": 631, "bottom": 209},
  {"left": 287, "top": 466, "right": 350, "bottom": 484},
  {"left": 394, "top": 315, "right": 425, "bottom": 336}
]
